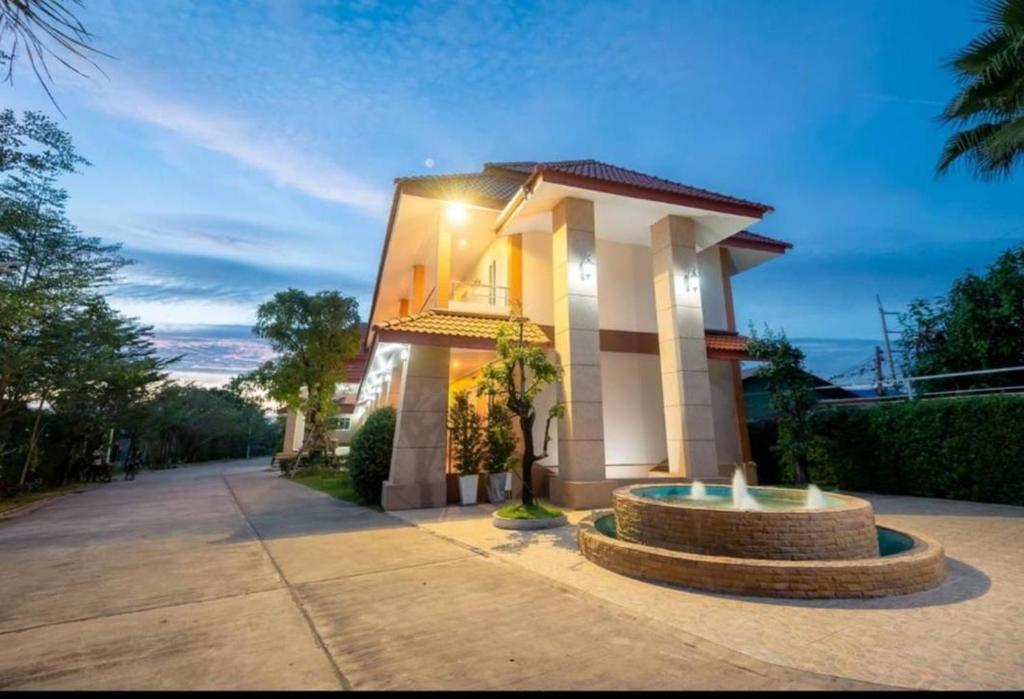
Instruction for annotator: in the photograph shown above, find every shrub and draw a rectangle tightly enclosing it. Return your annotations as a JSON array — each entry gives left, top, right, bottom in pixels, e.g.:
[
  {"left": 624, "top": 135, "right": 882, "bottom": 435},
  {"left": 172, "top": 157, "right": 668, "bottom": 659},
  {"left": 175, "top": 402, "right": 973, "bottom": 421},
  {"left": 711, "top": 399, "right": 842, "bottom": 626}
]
[
  {"left": 347, "top": 407, "right": 396, "bottom": 505},
  {"left": 805, "top": 395, "right": 1024, "bottom": 505}
]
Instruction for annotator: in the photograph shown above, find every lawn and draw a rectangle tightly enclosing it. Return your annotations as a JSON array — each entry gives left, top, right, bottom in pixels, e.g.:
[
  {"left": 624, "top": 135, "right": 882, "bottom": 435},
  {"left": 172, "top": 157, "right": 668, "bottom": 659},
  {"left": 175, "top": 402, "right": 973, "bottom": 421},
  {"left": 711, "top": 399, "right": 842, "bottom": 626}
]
[
  {"left": 0, "top": 483, "right": 89, "bottom": 517},
  {"left": 289, "top": 467, "right": 362, "bottom": 505}
]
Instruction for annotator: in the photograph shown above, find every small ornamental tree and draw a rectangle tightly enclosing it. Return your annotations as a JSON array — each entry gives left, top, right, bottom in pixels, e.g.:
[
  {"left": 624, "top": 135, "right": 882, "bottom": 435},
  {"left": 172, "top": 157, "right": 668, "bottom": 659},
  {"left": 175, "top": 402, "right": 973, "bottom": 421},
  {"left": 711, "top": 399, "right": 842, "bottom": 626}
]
[
  {"left": 477, "top": 315, "right": 563, "bottom": 506},
  {"left": 347, "top": 406, "right": 396, "bottom": 505},
  {"left": 747, "top": 325, "right": 818, "bottom": 485},
  {"left": 447, "top": 390, "right": 484, "bottom": 476}
]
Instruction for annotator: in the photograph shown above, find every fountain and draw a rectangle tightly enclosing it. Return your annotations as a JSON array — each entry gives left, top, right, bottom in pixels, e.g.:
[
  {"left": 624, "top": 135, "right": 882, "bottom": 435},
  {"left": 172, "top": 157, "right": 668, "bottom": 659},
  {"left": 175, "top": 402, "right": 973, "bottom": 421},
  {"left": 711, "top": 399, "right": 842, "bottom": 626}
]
[
  {"left": 731, "top": 467, "right": 761, "bottom": 510},
  {"left": 805, "top": 484, "right": 828, "bottom": 509},
  {"left": 578, "top": 478, "right": 947, "bottom": 599}
]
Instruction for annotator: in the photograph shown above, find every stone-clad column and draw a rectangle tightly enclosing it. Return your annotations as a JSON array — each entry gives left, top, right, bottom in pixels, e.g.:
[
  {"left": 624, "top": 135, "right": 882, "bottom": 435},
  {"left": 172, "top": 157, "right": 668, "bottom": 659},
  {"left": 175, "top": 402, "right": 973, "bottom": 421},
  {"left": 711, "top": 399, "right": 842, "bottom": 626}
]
[
  {"left": 381, "top": 344, "right": 449, "bottom": 510},
  {"left": 550, "top": 197, "right": 612, "bottom": 508},
  {"left": 651, "top": 215, "right": 718, "bottom": 478}
]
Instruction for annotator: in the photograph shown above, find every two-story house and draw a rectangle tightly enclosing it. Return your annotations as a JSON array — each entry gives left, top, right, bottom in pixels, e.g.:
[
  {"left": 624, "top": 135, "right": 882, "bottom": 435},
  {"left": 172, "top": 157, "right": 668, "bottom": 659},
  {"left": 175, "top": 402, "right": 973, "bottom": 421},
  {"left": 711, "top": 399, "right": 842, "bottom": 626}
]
[{"left": 353, "top": 160, "right": 790, "bottom": 510}]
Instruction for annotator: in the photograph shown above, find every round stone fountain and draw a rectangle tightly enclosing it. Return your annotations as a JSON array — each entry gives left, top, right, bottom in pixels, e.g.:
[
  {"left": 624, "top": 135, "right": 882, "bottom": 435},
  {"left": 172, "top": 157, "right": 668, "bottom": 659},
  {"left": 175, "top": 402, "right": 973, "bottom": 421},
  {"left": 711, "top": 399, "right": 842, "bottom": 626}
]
[{"left": 578, "top": 471, "right": 946, "bottom": 599}]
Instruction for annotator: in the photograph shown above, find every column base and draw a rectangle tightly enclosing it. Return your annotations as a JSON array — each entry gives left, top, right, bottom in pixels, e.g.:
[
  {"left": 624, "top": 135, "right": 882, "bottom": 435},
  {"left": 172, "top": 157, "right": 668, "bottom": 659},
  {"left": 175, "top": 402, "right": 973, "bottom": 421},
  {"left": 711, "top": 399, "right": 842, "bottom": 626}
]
[
  {"left": 548, "top": 477, "right": 617, "bottom": 509},
  {"left": 381, "top": 481, "right": 447, "bottom": 510}
]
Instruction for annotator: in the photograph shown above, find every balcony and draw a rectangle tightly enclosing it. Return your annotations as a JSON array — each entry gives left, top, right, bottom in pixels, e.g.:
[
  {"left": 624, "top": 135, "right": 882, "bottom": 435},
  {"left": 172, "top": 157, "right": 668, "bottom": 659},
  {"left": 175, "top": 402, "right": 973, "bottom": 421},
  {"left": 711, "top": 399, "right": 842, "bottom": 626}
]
[{"left": 447, "top": 280, "right": 510, "bottom": 315}]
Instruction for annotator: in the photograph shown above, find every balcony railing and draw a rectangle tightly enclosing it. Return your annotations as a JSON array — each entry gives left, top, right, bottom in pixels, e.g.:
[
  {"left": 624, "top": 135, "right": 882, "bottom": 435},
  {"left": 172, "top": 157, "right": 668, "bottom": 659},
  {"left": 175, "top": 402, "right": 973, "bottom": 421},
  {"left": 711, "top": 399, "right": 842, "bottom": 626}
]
[{"left": 449, "top": 281, "right": 510, "bottom": 310}]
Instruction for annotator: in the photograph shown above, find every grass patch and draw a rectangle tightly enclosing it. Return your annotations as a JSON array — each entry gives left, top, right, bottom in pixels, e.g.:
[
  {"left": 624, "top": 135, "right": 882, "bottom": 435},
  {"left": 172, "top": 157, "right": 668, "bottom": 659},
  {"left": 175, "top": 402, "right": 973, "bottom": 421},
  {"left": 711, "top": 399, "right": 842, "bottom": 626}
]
[
  {"left": 290, "top": 467, "right": 373, "bottom": 507},
  {"left": 0, "top": 483, "right": 88, "bottom": 516},
  {"left": 496, "top": 502, "right": 564, "bottom": 520}
]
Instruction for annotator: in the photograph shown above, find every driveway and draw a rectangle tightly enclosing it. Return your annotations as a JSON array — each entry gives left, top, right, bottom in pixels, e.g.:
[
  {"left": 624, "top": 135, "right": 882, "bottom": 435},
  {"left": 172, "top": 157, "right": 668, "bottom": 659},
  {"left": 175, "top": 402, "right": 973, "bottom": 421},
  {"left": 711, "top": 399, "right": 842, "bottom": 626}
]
[{"left": 0, "top": 458, "right": 880, "bottom": 690}]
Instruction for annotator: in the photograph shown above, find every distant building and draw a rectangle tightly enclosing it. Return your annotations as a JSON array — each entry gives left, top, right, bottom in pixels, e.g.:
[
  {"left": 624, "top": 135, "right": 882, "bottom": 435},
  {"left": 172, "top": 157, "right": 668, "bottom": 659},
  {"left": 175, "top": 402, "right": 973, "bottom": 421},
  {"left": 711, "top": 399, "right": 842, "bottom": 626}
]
[{"left": 742, "top": 367, "right": 858, "bottom": 422}]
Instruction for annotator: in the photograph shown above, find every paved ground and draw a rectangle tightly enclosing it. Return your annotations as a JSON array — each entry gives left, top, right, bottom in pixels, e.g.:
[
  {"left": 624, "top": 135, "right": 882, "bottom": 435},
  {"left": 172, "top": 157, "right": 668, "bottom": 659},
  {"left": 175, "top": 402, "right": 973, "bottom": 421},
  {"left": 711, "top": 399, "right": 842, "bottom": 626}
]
[
  {"left": 0, "top": 459, "right": 884, "bottom": 690},
  {"left": 396, "top": 492, "right": 1024, "bottom": 690}
]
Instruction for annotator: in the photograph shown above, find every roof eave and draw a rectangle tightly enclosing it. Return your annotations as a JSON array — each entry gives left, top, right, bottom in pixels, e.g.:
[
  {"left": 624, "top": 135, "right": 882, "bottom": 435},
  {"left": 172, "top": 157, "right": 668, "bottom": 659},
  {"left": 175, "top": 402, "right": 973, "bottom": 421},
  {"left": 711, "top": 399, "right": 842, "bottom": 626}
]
[{"left": 535, "top": 166, "right": 774, "bottom": 218}]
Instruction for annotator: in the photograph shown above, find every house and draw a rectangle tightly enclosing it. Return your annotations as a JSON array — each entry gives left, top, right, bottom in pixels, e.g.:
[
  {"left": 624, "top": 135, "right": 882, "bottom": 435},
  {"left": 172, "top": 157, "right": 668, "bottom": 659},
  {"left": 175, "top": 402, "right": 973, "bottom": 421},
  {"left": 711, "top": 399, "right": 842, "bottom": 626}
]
[
  {"left": 742, "top": 367, "right": 859, "bottom": 422},
  {"left": 353, "top": 159, "right": 791, "bottom": 510}
]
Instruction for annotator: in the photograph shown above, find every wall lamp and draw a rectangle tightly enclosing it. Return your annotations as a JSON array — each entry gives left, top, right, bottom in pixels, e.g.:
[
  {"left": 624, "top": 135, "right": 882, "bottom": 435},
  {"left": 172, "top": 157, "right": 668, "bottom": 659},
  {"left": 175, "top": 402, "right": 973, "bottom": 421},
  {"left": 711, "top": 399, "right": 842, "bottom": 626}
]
[{"left": 579, "top": 252, "right": 595, "bottom": 281}]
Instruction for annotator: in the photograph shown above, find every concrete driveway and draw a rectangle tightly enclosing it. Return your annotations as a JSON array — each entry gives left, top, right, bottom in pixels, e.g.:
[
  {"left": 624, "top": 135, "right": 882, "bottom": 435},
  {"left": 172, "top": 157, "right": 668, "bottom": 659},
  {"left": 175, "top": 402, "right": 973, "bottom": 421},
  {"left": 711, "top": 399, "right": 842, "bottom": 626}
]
[{"left": 0, "top": 458, "right": 882, "bottom": 690}]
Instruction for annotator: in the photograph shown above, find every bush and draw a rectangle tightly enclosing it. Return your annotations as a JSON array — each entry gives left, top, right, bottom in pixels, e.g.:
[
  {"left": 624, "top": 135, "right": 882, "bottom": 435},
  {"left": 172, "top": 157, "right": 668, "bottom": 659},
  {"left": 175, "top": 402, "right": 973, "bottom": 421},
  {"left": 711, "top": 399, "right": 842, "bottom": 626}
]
[
  {"left": 484, "top": 404, "right": 517, "bottom": 474},
  {"left": 805, "top": 395, "right": 1024, "bottom": 505},
  {"left": 347, "top": 407, "right": 396, "bottom": 505}
]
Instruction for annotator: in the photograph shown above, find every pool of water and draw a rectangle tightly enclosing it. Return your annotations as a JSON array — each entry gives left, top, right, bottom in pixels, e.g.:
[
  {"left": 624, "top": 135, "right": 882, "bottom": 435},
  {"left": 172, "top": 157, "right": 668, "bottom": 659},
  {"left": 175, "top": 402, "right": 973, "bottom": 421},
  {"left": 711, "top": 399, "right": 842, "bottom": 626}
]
[
  {"left": 594, "top": 515, "right": 915, "bottom": 557},
  {"left": 631, "top": 484, "right": 845, "bottom": 510}
]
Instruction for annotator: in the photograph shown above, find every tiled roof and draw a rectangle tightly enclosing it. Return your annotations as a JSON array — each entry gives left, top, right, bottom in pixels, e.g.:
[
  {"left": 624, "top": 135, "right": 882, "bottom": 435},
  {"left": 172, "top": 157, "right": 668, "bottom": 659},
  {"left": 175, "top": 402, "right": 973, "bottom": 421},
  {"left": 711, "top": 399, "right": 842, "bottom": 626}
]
[
  {"left": 725, "top": 230, "right": 793, "bottom": 251},
  {"left": 705, "top": 330, "right": 750, "bottom": 355},
  {"left": 344, "top": 352, "right": 369, "bottom": 383},
  {"left": 485, "top": 160, "right": 773, "bottom": 214},
  {"left": 396, "top": 170, "right": 526, "bottom": 207},
  {"left": 375, "top": 310, "right": 549, "bottom": 344}
]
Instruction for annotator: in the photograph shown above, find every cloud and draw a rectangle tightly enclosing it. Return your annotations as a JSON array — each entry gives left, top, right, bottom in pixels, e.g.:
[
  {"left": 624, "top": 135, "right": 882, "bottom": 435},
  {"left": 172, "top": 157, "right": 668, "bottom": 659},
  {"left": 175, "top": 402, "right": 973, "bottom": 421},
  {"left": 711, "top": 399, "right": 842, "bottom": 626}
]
[{"left": 87, "top": 82, "right": 390, "bottom": 215}]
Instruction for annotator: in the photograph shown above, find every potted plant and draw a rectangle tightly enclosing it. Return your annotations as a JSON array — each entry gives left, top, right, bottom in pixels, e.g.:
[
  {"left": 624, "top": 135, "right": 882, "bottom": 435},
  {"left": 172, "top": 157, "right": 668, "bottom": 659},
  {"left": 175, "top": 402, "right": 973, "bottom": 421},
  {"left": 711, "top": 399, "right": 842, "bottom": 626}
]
[
  {"left": 484, "top": 404, "right": 517, "bottom": 504},
  {"left": 448, "top": 390, "right": 485, "bottom": 505}
]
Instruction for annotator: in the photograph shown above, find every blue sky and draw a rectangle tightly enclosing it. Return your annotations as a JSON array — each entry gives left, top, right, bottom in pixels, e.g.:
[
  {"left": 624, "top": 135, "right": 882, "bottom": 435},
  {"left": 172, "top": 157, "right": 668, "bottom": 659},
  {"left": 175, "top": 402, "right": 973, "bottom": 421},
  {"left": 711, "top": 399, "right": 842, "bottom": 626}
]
[{"left": 4, "top": 0, "right": 1021, "bottom": 383}]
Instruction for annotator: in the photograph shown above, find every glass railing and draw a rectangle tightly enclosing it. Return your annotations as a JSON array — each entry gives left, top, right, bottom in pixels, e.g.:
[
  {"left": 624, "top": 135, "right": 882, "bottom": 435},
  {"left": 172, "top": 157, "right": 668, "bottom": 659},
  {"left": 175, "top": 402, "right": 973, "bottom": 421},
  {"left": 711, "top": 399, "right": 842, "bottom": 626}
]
[{"left": 449, "top": 281, "right": 510, "bottom": 308}]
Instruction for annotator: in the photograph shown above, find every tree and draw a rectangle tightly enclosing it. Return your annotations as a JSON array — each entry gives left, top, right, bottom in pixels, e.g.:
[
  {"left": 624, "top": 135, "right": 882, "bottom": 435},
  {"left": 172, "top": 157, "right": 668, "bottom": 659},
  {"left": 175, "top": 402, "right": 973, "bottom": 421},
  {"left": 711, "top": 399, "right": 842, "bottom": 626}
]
[
  {"left": 247, "top": 289, "right": 361, "bottom": 467},
  {"left": 0, "top": 110, "right": 164, "bottom": 486},
  {"left": 747, "top": 325, "right": 818, "bottom": 484},
  {"left": 476, "top": 315, "right": 562, "bottom": 506},
  {"left": 936, "top": 0, "right": 1024, "bottom": 179},
  {"left": 900, "top": 243, "right": 1024, "bottom": 391},
  {"left": 0, "top": 0, "right": 105, "bottom": 114},
  {"left": 484, "top": 403, "right": 517, "bottom": 475}
]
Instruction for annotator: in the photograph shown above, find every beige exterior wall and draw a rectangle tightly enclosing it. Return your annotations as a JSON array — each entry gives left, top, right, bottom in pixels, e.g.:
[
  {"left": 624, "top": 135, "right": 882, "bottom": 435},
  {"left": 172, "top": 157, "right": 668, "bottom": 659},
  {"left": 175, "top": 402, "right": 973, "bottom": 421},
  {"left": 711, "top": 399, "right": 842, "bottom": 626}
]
[
  {"left": 599, "top": 351, "right": 667, "bottom": 466},
  {"left": 708, "top": 359, "right": 742, "bottom": 469}
]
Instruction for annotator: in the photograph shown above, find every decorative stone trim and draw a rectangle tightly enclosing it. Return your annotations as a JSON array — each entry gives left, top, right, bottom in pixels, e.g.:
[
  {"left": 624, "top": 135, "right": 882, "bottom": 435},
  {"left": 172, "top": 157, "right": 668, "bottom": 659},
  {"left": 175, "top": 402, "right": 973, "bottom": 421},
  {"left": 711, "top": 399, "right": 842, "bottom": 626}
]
[{"left": 578, "top": 511, "right": 946, "bottom": 599}]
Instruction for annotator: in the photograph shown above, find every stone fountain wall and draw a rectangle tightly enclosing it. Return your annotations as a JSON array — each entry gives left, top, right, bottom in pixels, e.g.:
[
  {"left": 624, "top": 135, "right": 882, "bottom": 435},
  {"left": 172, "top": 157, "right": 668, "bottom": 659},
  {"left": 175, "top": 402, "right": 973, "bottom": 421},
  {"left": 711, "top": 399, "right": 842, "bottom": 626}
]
[{"left": 613, "top": 487, "right": 880, "bottom": 561}]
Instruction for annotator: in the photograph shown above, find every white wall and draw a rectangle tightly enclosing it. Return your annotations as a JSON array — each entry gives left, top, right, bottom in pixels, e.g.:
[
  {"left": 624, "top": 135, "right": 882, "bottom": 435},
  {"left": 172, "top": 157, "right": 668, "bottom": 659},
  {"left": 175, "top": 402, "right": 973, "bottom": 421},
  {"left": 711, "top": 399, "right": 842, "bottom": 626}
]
[
  {"left": 521, "top": 231, "right": 554, "bottom": 325},
  {"left": 708, "top": 359, "right": 742, "bottom": 466},
  {"left": 600, "top": 351, "right": 667, "bottom": 465},
  {"left": 698, "top": 247, "right": 729, "bottom": 331},
  {"left": 532, "top": 382, "right": 558, "bottom": 466},
  {"left": 596, "top": 239, "right": 658, "bottom": 333}
]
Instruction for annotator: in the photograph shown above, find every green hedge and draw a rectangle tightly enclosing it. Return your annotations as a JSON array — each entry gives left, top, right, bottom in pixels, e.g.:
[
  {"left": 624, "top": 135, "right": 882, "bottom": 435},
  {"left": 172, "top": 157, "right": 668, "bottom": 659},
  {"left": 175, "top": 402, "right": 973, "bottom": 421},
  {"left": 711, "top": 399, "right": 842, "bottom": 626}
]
[
  {"left": 347, "top": 407, "right": 396, "bottom": 506},
  {"left": 803, "top": 395, "right": 1024, "bottom": 505}
]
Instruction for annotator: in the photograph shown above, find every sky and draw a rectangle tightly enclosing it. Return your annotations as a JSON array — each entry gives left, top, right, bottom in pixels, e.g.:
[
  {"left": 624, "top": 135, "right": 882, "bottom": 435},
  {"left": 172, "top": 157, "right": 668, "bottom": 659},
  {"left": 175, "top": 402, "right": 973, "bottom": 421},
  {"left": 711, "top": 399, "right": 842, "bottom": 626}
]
[{"left": 4, "top": 0, "right": 1021, "bottom": 385}]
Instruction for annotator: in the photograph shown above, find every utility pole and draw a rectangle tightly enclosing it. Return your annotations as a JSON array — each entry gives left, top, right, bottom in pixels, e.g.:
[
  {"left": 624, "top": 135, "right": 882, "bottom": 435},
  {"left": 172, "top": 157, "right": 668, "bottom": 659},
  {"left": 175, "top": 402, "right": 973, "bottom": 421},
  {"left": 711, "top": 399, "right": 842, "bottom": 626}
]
[
  {"left": 876, "top": 295, "right": 900, "bottom": 384},
  {"left": 874, "top": 346, "right": 886, "bottom": 396}
]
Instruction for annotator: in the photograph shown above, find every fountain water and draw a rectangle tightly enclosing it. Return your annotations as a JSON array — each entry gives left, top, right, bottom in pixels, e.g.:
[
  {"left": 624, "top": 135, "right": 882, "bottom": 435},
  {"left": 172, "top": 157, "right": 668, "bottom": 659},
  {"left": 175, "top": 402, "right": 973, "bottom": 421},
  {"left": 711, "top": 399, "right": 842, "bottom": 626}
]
[
  {"left": 805, "top": 484, "right": 828, "bottom": 509},
  {"left": 731, "top": 467, "right": 762, "bottom": 510},
  {"left": 690, "top": 480, "right": 707, "bottom": 499}
]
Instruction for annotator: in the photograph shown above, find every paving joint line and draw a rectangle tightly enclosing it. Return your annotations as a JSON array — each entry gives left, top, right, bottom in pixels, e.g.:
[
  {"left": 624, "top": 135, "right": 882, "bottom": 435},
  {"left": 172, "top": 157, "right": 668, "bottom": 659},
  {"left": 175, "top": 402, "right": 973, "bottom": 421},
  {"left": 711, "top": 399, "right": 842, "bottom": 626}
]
[{"left": 221, "top": 472, "right": 353, "bottom": 691}]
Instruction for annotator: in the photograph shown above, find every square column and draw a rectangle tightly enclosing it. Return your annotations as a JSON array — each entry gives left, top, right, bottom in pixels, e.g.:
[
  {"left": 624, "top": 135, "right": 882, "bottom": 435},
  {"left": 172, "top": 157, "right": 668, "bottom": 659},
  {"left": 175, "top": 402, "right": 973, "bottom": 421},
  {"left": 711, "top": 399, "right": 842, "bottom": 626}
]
[
  {"left": 550, "top": 197, "right": 613, "bottom": 508},
  {"left": 382, "top": 345, "right": 449, "bottom": 510},
  {"left": 650, "top": 215, "right": 718, "bottom": 478}
]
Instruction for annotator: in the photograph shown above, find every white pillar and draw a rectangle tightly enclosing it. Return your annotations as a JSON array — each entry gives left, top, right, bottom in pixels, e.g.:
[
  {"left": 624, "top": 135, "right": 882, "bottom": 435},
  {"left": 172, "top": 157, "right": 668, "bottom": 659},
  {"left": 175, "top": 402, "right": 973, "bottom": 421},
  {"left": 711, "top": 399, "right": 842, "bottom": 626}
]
[
  {"left": 651, "top": 215, "right": 718, "bottom": 478},
  {"left": 550, "top": 197, "right": 613, "bottom": 508},
  {"left": 382, "top": 344, "right": 449, "bottom": 510}
]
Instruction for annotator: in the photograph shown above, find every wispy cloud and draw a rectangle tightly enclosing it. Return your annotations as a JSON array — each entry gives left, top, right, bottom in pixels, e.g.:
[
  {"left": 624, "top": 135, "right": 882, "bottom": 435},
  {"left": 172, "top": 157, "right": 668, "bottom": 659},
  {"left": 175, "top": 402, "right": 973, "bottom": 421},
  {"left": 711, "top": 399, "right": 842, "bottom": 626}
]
[{"left": 88, "top": 82, "right": 390, "bottom": 215}]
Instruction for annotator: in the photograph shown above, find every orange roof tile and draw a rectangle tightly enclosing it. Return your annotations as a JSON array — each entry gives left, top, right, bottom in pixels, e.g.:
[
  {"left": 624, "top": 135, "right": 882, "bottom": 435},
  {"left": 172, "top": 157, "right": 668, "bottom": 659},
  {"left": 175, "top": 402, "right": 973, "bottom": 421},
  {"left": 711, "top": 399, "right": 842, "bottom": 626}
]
[
  {"left": 705, "top": 330, "right": 750, "bottom": 357},
  {"left": 375, "top": 310, "right": 549, "bottom": 344}
]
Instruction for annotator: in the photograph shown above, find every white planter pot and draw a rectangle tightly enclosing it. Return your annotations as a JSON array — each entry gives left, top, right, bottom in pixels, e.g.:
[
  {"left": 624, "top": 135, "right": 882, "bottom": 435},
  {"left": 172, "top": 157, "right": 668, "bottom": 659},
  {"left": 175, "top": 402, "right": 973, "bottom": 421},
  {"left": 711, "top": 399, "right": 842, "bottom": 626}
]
[
  {"left": 458, "top": 474, "right": 479, "bottom": 505},
  {"left": 487, "top": 473, "right": 508, "bottom": 504},
  {"left": 504, "top": 471, "right": 512, "bottom": 493}
]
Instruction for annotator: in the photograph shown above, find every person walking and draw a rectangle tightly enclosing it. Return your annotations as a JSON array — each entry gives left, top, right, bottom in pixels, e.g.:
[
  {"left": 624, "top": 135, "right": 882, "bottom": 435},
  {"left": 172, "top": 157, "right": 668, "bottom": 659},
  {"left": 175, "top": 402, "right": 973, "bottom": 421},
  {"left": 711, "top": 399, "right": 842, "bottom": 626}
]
[{"left": 124, "top": 452, "right": 140, "bottom": 481}]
